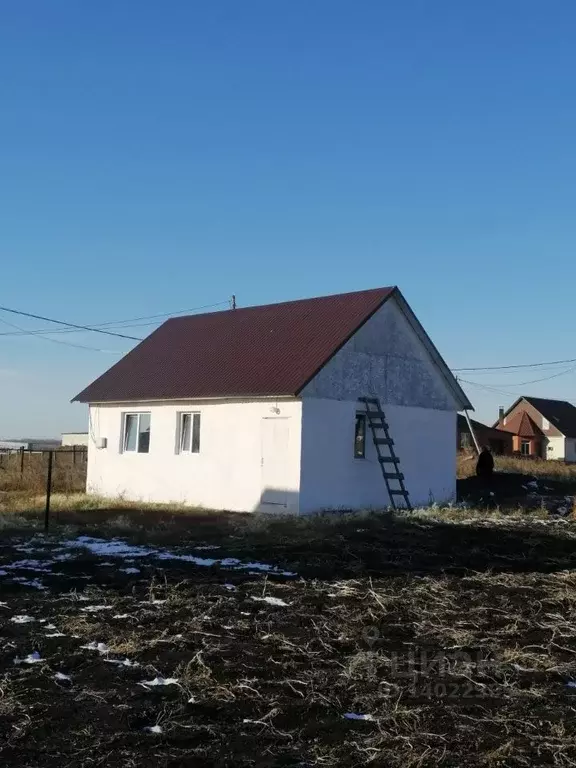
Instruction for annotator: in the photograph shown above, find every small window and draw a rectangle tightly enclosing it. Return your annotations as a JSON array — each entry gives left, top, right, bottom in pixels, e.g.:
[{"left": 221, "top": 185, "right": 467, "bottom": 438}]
[
  {"left": 123, "top": 413, "right": 151, "bottom": 453},
  {"left": 179, "top": 412, "right": 200, "bottom": 453},
  {"left": 542, "top": 418, "right": 549, "bottom": 430},
  {"left": 354, "top": 414, "right": 366, "bottom": 458},
  {"left": 521, "top": 440, "right": 530, "bottom": 456}
]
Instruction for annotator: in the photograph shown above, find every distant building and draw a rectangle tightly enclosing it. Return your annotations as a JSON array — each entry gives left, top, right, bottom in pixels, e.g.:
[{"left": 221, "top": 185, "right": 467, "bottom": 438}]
[
  {"left": 0, "top": 440, "right": 29, "bottom": 452},
  {"left": 61, "top": 432, "right": 89, "bottom": 447},
  {"left": 457, "top": 415, "right": 513, "bottom": 455},
  {"left": 495, "top": 397, "right": 576, "bottom": 461}
]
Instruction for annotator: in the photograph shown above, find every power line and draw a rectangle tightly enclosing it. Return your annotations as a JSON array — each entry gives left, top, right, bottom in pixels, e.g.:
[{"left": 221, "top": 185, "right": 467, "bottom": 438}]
[
  {"left": 0, "top": 305, "right": 142, "bottom": 341},
  {"left": 0, "top": 315, "right": 121, "bottom": 354},
  {"left": 0, "top": 300, "right": 230, "bottom": 338},
  {"left": 452, "top": 356, "right": 576, "bottom": 372},
  {"left": 458, "top": 360, "right": 576, "bottom": 398}
]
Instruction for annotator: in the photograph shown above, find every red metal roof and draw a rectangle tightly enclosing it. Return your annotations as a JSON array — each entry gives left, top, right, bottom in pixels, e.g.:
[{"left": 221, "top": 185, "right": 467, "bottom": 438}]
[
  {"left": 501, "top": 410, "right": 542, "bottom": 438},
  {"left": 74, "top": 287, "right": 396, "bottom": 403}
]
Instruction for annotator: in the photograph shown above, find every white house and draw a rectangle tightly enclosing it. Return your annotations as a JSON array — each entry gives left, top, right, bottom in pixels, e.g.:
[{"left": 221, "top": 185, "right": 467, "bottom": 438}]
[
  {"left": 495, "top": 396, "right": 576, "bottom": 461},
  {"left": 61, "top": 432, "right": 90, "bottom": 447},
  {"left": 74, "top": 287, "right": 471, "bottom": 513}
]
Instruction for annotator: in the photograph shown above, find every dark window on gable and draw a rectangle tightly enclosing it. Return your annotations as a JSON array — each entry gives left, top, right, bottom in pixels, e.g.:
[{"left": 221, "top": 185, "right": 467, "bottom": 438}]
[{"left": 354, "top": 414, "right": 366, "bottom": 458}]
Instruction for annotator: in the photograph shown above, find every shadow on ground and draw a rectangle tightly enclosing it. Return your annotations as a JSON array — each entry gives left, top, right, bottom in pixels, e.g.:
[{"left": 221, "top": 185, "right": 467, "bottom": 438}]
[{"left": 24, "top": 503, "right": 576, "bottom": 583}]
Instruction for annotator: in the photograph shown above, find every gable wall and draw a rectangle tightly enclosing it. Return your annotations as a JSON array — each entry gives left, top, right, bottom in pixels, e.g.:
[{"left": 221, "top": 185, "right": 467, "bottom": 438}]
[
  {"left": 503, "top": 399, "right": 564, "bottom": 437},
  {"left": 301, "top": 297, "right": 459, "bottom": 411}
]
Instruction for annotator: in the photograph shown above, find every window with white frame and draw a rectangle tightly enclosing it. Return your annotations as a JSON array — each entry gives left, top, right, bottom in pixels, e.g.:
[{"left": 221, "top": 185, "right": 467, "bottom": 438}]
[
  {"left": 542, "top": 418, "right": 550, "bottom": 430},
  {"left": 123, "top": 413, "right": 151, "bottom": 453},
  {"left": 179, "top": 412, "right": 201, "bottom": 453}
]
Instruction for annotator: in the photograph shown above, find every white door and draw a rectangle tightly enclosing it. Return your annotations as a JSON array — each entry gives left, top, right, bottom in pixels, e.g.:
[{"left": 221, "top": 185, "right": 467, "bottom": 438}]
[{"left": 260, "top": 418, "right": 291, "bottom": 508}]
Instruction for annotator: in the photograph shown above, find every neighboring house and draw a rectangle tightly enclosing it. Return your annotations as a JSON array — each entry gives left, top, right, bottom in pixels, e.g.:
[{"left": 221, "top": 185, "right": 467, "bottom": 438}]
[
  {"left": 61, "top": 432, "right": 89, "bottom": 447},
  {"left": 496, "top": 397, "right": 576, "bottom": 461},
  {"left": 457, "top": 415, "right": 513, "bottom": 455},
  {"left": 73, "top": 287, "right": 471, "bottom": 513}
]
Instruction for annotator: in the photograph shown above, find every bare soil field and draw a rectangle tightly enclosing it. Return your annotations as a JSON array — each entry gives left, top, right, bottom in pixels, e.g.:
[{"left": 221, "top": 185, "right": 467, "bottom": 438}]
[{"left": 2, "top": 509, "right": 576, "bottom": 767}]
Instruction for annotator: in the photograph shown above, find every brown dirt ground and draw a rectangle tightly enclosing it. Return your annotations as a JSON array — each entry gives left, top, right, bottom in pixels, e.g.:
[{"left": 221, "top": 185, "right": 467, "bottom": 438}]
[{"left": 2, "top": 511, "right": 576, "bottom": 767}]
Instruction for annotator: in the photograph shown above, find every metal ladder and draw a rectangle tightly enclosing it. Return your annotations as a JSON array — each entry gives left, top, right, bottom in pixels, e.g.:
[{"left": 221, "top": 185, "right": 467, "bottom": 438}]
[{"left": 359, "top": 397, "right": 412, "bottom": 511}]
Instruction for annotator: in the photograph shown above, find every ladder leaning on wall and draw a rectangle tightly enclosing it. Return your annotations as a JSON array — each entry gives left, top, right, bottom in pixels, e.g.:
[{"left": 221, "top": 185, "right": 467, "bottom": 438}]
[{"left": 358, "top": 397, "right": 412, "bottom": 511}]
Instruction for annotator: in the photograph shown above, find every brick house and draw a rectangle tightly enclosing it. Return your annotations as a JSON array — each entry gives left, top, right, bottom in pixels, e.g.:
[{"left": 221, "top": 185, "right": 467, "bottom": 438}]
[
  {"left": 457, "top": 414, "right": 513, "bottom": 455},
  {"left": 495, "top": 396, "right": 576, "bottom": 461}
]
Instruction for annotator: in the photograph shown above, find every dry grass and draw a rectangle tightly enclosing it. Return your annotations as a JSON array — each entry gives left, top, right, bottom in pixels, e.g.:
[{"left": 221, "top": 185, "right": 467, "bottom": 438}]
[
  {"left": 0, "top": 451, "right": 86, "bottom": 493},
  {"left": 458, "top": 451, "right": 576, "bottom": 481}
]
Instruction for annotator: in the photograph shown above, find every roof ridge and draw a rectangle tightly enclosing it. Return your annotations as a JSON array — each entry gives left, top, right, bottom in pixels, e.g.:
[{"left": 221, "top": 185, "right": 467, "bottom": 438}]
[{"left": 166, "top": 287, "right": 396, "bottom": 322}]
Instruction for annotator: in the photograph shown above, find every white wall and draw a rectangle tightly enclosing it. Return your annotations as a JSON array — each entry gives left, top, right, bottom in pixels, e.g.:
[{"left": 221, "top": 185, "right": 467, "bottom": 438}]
[
  {"left": 87, "top": 399, "right": 302, "bottom": 513},
  {"left": 62, "top": 433, "right": 89, "bottom": 447},
  {"left": 299, "top": 398, "right": 456, "bottom": 512},
  {"left": 565, "top": 438, "right": 576, "bottom": 463},
  {"left": 545, "top": 436, "right": 566, "bottom": 461},
  {"left": 301, "top": 296, "right": 460, "bottom": 411}
]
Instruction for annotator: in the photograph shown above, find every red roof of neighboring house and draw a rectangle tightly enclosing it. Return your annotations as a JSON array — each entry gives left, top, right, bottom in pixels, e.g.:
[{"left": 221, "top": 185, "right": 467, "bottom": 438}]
[
  {"left": 74, "top": 288, "right": 395, "bottom": 403},
  {"left": 501, "top": 410, "right": 542, "bottom": 438},
  {"left": 494, "top": 397, "right": 576, "bottom": 438}
]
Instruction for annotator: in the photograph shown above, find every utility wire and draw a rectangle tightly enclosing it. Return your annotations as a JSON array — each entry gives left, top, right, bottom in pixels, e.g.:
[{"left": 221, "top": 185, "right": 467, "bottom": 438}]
[
  {"left": 453, "top": 357, "right": 576, "bottom": 372},
  {"left": 0, "top": 315, "right": 121, "bottom": 354},
  {"left": 0, "top": 305, "right": 142, "bottom": 341},
  {"left": 0, "top": 300, "right": 230, "bottom": 338}
]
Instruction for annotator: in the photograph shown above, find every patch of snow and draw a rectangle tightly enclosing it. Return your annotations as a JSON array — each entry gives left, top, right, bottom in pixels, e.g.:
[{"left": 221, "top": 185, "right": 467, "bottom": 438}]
[
  {"left": 251, "top": 596, "right": 290, "bottom": 607},
  {"left": 143, "top": 725, "right": 163, "bottom": 734},
  {"left": 61, "top": 536, "right": 296, "bottom": 576},
  {"left": 11, "top": 577, "right": 46, "bottom": 590},
  {"left": 566, "top": 680, "right": 576, "bottom": 689},
  {"left": 120, "top": 567, "right": 140, "bottom": 574},
  {"left": 97, "top": 562, "right": 114, "bottom": 567},
  {"left": 14, "top": 651, "right": 43, "bottom": 665},
  {"left": 0, "top": 570, "right": 8, "bottom": 576},
  {"left": 44, "top": 623, "right": 57, "bottom": 630},
  {"left": 81, "top": 605, "right": 113, "bottom": 613},
  {"left": 105, "top": 657, "right": 139, "bottom": 667},
  {"left": 343, "top": 713, "right": 375, "bottom": 721},
  {"left": 4, "top": 559, "right": 53, "bottom": 573},
  {"left": 139, "top": 599, "right": 167, "bottom": 606},
  {"left": 63, "top": 536, "right": 157, "bottom": 559},
  {"left": 45, "top": 631, "right": 66, "bottom": 638},
  {"left": 0, "top": 601, "right": 7, "bottom": 606},
  {"left": 195, "top": 545, "right": 220, "bottom": 551},
  {"left": 223, "top": 583, "right": 237, "bottom": 591},
  {"left": 54, "top": 672, "right": 71, "bottom": 681},
  {"left": 112, "top": 613, "right": 131, "bottom": 619},
  {"left": 139, "top": 676, "right": 179, "bottom": 688},
  {"left": 10, "top": 614, "right": 35, "bottom": 624},
  {"left": 80, "top": 641, "right": 109, "bottom": 654}
]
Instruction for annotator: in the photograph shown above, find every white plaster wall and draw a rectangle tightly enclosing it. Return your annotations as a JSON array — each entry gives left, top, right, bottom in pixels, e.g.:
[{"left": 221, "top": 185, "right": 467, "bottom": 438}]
[
  {"left": 62, "top": 433, "right": 89, "bottom": 447},
  {"left": 301, "top": 296, "right": 460, "bottom": 411},
  {"left": 546, "top": 436, "right": 566, "bottom": 461},
  {"left": 87, "top": 399, "right": 302, "bottom": 513},
  {"left": 299, "top": 398, "right": 456, "bottom": 513},
  {"left": 564, "top": 438, "right": 576, "bottom": 463}
]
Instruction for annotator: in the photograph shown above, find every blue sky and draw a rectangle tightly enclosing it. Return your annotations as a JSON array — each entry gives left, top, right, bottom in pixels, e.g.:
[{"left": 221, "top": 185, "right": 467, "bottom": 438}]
[{"left": 1, "top": 1, "right": 575, "bottom": 436}]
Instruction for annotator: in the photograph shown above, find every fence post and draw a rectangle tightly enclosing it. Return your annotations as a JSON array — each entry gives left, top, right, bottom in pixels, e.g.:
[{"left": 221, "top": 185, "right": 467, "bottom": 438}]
[
  {"left": 20, "top": 446, "right": 24, "bottom": 474},
  {"left": 44, "top": 451, "right": 54, "bottom": 531},
  {"left": 73, "top": 445, "right": 76, "bottom": 465}
]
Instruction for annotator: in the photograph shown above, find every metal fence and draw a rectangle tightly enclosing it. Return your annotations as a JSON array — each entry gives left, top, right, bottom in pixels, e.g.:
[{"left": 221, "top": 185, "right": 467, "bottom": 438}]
[{"left": 0, "top": 447, "right": 88, "bottom": 529}]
